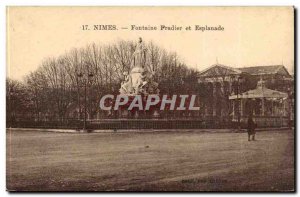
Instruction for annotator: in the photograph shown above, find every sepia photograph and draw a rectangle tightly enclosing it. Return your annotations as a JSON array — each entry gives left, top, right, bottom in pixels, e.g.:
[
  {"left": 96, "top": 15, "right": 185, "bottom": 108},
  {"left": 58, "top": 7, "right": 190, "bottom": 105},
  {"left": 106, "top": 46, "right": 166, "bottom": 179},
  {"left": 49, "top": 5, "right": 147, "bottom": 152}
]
[{"left": 6, "top": 6, "right": 295, "bottom": 192}]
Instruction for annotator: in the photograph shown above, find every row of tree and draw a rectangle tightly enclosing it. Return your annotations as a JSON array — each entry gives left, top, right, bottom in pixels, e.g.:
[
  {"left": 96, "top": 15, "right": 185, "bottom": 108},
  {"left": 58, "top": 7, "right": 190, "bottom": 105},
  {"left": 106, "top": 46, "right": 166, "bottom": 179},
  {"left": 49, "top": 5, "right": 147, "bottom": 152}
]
[{"left": 7, "top": 40, "right": 200, "bottom": 122}]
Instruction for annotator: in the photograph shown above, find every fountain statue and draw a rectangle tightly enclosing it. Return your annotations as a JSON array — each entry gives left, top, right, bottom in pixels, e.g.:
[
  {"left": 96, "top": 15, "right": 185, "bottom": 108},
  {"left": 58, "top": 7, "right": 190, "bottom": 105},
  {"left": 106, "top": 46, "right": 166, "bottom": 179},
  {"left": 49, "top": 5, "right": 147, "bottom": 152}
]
[{"left": 119, "top": 37, "right": 159, "bottom": 95}]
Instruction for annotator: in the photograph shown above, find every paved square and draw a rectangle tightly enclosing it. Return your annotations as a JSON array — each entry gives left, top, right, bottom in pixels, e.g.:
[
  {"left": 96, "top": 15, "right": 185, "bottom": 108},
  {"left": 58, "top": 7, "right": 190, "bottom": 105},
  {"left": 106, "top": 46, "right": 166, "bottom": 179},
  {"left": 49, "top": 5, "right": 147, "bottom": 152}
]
[{"left": 6, "top": 129, "right": 294, "bottom": 191}]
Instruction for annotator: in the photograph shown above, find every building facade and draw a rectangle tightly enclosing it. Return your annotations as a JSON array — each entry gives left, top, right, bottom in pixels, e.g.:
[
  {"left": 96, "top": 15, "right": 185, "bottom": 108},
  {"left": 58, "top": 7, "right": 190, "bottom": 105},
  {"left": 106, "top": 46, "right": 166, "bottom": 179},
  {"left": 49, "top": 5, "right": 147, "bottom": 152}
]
[{"left": 197, "top": 64, "right": 294, "bottom": 127}]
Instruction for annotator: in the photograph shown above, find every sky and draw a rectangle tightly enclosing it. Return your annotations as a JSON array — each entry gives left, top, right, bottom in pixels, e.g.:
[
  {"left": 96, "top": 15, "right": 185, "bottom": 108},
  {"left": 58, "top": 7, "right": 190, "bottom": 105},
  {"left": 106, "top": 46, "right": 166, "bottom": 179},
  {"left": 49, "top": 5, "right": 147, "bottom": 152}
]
[{"left": 7, "top": 6, "right": 294, "bottom": 81}]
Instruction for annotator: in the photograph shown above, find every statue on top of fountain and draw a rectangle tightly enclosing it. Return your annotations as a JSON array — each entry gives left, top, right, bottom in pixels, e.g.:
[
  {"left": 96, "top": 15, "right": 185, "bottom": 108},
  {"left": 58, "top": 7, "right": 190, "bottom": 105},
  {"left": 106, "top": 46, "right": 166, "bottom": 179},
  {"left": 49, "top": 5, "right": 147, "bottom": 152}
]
[{"left": 119, "top": 37, "right": 159, "bottom": 95}]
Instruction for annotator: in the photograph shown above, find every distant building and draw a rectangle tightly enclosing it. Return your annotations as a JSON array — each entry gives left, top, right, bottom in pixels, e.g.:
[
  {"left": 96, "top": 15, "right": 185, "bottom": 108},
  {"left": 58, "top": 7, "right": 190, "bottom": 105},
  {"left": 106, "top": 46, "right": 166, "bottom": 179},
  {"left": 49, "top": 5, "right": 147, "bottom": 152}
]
[{"left": 197, "top": 64, "right": 294, "bottom": 127}]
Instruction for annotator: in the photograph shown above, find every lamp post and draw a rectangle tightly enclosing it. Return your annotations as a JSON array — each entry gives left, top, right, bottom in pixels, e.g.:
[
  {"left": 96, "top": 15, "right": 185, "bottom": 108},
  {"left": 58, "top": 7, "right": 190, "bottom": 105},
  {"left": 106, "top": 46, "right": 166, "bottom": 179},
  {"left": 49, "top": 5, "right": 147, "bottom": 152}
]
[{"left": 77, "top": 71, "right": 94, "bottom": 131}]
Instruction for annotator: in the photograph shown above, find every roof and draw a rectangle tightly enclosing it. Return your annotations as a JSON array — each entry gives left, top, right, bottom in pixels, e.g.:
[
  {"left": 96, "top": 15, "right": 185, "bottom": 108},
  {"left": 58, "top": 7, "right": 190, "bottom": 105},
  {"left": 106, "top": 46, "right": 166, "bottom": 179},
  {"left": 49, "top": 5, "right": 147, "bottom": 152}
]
[
  {"left": 229, "top": 88, "right": 288, "bottom": 99},
  {"left": 229, "top": 80, "right": 288, "bottom": 99},
  {"left": 198, "top": 64, "right": 292, "bottom": 78},
  {"left": 198, "top": 64, "right": 242, "bottom": 77},
  {"left": 237, "top": 65, "right": 290, "bottom": 76}
]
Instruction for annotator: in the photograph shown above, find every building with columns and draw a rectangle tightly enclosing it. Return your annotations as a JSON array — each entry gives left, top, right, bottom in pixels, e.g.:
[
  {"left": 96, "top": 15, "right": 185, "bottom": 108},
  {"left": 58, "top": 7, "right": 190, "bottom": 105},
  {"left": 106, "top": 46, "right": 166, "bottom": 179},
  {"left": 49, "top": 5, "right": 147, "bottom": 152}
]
[
  {"left": 229, "top": 79, "right": 289, "bottom": 127},
  {"left": 197, "top": 64, "right": 293, "bottom": 127}
]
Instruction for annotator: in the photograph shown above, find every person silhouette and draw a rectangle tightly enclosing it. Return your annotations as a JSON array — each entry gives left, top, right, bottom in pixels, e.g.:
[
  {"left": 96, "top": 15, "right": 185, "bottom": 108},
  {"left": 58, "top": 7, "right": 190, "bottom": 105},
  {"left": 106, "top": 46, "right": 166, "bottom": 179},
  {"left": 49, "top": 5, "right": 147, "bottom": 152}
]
[{"left": 247, "top": 113, "right": 257, "bottom": 141}]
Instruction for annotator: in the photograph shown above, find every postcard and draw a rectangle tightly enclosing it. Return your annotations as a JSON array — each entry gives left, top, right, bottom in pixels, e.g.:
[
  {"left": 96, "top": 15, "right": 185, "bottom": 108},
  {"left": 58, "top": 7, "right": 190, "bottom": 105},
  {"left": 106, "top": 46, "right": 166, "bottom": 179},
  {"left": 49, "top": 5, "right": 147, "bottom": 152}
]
[{"left": 6, "top": 6, "right": 295, "bottom": 192}]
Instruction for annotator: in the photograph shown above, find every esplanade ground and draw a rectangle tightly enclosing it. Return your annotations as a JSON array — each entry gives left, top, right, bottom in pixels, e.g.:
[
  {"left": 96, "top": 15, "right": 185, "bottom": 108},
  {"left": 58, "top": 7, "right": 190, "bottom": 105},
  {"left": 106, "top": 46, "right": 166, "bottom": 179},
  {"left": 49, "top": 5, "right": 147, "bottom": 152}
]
[{"left": 7, "top": 128, "right": 294, "bottom": 191}]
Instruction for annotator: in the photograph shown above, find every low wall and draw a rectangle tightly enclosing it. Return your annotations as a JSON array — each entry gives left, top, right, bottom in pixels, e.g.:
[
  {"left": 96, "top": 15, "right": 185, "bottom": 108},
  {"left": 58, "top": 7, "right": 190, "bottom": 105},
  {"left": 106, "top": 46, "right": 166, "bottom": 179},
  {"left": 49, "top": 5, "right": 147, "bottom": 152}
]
[
  {"left": 6, "top": 116, "right": 291, "bottom": 130},
  {"left": 89, "top": 119, "right": 207, "bottom": 129},
  {"left": 236, "top": 116, "right": 291, "bottom": 128}
]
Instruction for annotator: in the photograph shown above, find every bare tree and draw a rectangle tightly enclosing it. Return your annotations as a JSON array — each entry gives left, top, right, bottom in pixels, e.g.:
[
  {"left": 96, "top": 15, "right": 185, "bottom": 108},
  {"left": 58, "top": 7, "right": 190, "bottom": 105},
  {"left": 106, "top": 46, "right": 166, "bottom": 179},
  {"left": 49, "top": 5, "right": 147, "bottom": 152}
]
[{"left": 10, "top": 39, "right": 198, "bottom": 121}]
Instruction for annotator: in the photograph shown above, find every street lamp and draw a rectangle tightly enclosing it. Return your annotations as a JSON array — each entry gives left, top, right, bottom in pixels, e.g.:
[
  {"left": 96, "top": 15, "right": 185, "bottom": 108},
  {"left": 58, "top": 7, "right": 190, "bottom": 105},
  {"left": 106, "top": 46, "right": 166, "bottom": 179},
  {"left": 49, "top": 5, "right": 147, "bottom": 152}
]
[{"left": 77, "top": 71, "right": 94, "bottom": 131}]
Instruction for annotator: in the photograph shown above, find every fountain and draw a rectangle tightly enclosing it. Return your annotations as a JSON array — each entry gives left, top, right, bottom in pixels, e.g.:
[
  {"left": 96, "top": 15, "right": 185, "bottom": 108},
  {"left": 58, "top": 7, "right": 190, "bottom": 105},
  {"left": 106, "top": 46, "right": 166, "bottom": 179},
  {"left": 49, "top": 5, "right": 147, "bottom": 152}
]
[{"left": 118, "top": 37, "right": 160, "bottom": 118}]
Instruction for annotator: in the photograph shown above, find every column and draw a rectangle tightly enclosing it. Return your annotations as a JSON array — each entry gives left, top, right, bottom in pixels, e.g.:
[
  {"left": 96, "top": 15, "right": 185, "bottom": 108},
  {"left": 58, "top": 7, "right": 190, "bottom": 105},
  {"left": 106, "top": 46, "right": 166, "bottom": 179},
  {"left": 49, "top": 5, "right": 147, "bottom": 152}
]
[
  {"left": 271, "top": 99, "right": 274, "bottom": 116},
  {"left": 261, "top": 98, "right": 265, "bottom": 116},
  {"left": 212, "top": 83, "right": 217, "bottom": 116},
  {"left": 240, "top": 99, "right": 244, "bottom": 117},
  {"left": 220, "top": 82, "right": 225, "bottom": 117},
  {"left": 253, "top": 99, "right": 256, "bottom": 116},
  {"left": 232, "top": 99, "right": 235, "bottom": 117},
  {"left": 283, "top": 98, "right": 286, "bottom": 116},
  {"left": 78, "top": 109, "right": 81, "bottom": 119},
  {"left": 232, "top": 100, "right": 235, "bottom": 118}
]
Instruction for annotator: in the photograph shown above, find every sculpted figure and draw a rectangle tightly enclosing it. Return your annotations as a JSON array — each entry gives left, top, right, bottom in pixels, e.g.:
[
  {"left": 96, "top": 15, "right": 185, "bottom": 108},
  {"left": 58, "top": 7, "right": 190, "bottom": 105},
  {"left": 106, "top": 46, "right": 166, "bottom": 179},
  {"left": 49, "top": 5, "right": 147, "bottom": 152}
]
[
  {"left": 120, "top": 71, "right": 133, "bottom": 94},
  {"left": 131, "top": 37, "right": 147, "bottom": 68},
  {"left": 119, "top": 38, "right": 159, "bottom": 95}
]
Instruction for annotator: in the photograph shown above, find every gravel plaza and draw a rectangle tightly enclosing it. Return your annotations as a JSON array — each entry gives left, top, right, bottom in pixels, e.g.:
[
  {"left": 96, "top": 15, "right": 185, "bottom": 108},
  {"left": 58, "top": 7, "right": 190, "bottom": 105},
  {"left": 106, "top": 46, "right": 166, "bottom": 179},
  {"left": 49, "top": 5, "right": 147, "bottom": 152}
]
[{"left": 6, "top": 128, "right": 294, "bottom": 191}]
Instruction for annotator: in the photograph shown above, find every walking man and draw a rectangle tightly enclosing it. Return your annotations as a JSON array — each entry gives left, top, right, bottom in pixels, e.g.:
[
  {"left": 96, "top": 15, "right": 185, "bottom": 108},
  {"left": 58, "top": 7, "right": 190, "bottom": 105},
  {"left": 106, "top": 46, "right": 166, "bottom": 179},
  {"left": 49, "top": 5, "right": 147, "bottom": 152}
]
[{"left": 247, "top": 114, "right": 257, "bottom": 141}]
